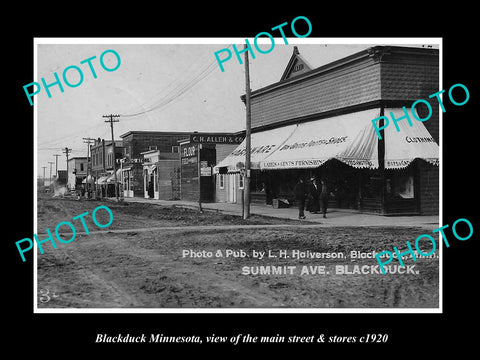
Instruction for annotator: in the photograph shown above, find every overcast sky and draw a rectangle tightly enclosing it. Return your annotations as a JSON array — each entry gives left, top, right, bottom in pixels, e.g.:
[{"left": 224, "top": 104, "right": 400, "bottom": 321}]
[{"left": 35, "top": 38, "right": 440, "bottom": 176}]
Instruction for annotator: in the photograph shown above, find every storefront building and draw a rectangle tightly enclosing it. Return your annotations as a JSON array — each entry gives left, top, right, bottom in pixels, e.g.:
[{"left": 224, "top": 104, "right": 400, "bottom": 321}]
[
  {"left": 179, "top": 140, "right": 216, "bottom": 202},
  {"left": 90, "top": 138, "right": 124, "bottom": 198},
  {"left": 141, "top": 149, "right": 180, "bottom": 200},
  {"left": 119, "top": 131, "right": 192, "bottom": 198},
  {"left": 215, "top": 45, "right": 440, "bottom": 215},
  {"left": 67, "top": 157, "right": 89, "bottom": 190}
]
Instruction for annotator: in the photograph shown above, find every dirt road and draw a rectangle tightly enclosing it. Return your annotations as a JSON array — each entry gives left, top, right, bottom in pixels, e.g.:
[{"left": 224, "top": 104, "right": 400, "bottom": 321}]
[{"left": 36, "top": 193, "right": 439, "bottom": 309}]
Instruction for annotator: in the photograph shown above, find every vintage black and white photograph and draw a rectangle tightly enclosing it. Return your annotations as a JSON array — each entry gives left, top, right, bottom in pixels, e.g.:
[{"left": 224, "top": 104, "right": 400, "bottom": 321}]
[{"left": 34, "top": 39, "right": 441, "bottom": 311}]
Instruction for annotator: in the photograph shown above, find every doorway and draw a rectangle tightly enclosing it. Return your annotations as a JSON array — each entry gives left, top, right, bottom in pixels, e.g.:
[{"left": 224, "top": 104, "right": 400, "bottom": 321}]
[{"left": 228, "top": 174, "right": 236, "bottom": 203}]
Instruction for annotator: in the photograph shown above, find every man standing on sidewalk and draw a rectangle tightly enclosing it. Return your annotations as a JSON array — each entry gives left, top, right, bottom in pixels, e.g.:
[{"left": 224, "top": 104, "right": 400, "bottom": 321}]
[
  {"left": 294, "top": 177, "right": 308, "bottom": 219},
  {"left": 320, "top": 178, "right": 329, "bottom": 219}
]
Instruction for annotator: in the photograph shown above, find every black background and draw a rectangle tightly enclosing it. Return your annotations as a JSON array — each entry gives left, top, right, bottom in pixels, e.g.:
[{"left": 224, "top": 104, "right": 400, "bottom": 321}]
[{"left": 5, "top": 5, "right": 477, "bottom": 355}]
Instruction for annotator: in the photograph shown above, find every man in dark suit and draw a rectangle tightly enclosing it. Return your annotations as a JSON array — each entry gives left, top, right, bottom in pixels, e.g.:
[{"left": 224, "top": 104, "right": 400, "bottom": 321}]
[
  {"left": 307, "top": 177, "right": 321, "bottom": 213},
  {"left": 320, "top": 178, "right": 329, "bottom": 218},
  {"left": 294, "top": 177, "right": 308, "bottom": 219}
]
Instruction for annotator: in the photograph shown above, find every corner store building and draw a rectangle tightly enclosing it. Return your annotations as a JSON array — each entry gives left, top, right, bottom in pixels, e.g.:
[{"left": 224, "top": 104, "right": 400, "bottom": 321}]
[{"left": 215, "top": 45, "right": 440, "bottom": 215}]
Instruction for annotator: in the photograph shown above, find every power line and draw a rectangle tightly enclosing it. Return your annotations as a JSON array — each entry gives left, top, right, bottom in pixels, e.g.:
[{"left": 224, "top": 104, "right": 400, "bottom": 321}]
[
  {"left": 120, "top": 46, "right": 230, "bottom": 119},
  {"left": 37, "top": 46, "right": 232, "bottom": 150},
  {"left": 37, "top": 122, "right": 108, "bottom": 149}
]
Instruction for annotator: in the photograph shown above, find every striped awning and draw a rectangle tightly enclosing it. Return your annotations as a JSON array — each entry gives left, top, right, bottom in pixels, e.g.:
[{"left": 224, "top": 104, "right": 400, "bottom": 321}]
[
  {"left": 96, "top": 175, "right": 109, "bottom": 185},
  {"left": 106, "top": 169, "right": 123, "bottom": 183},
  {"left": 260, "top": 109, "right": 380, "bottom": 170},
  {"left": 214, "top": 124, "right": 297, "bottom": 173},
  {"left": 144, "top": 164, "right": 157, "bottom": 175},
  {"left": 384, "top": 108, "right": 439, "bottom": 169}
]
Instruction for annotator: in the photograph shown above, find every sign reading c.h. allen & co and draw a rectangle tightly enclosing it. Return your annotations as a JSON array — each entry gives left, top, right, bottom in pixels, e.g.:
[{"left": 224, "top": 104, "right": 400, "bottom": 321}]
[{"left": 189, "top": 133, "right": 245, "bottom": 145}]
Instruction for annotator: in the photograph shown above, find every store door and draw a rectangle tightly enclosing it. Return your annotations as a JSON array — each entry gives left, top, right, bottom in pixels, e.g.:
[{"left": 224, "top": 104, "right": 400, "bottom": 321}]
[
  {"left": 228, "top": 174, "right": 236, "bottom": 203},
  {"left": 143, "top": 169, "right": 149, "bottom": 198},
  {"left": 153, "top": 168, "right": 159, "bottom": 199},
  {"left": 123, "top": 170, "right": 134, "bottom": 198}
]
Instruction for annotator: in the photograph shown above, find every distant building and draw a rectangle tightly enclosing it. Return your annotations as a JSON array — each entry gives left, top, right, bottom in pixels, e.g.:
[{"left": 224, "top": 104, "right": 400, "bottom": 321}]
[
  {"left": 56, "top": 170, "right": 67, "bottom": 186},
  {"left": 118, "top": 131, "right": 247, "bottom": 200},
  {"left": 120, "top": 131, "right": 191, "bottom": 198},
  {"left": 90, "top": 138, "right": 124, "bottom": 197},
  {"left": 67, "top": 157, "right": 89, "bottom": 190},
  {"left": 141, "top": 149, "right": 180, "bottom": 200}
]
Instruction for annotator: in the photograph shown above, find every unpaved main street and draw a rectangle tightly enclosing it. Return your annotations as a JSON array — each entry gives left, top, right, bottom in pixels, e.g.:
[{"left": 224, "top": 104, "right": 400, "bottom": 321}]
[{"left": 36, "top": 193, "right": 439, "bottom": 309}]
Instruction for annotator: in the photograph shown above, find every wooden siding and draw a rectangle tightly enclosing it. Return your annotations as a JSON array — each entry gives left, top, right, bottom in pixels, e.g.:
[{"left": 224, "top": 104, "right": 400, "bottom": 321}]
[
  {"left": 157, "top": 160, "right": 180, "bottom": 200},
  {"left": 418, "top": 162, "right": 439, "bottom": 215},
  {"left": 250, "top": 60, "right": 381, "bottom": 129},
  {"left": 216, "top": 144, "right": 239, "bottom": 163}
]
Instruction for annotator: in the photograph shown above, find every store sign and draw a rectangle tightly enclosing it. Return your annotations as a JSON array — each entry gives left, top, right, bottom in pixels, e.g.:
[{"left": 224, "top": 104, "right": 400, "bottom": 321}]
[
  {"left": 200, "top": 167, "right": 212, "bottom": 176},
  {"left": 181, "top": 145, "right": 197, "bottom": 158},
  {"left": 190, "top": 134, "right": 245, "bottom": 144},
  {"left": 181, "top": 145, "right": 197, "bottom": 165},
  {"left": 117, "top": 158, "right": 143, "bottom": 164}
]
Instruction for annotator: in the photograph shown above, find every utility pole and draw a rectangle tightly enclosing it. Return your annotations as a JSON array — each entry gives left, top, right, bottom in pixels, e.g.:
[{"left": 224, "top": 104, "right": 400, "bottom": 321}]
[
  {"left": 48, "top": 161, "right": 54, "bottom": 187},
  {"left": 53, "top": 154, "right": 61, "bottom": 179},
  {"left": 62, "top": 147, "right": 72, "bottom": 189},
  {"left": 243, "top": 44, "right": 252, "bottom": 220},
  {"left": 197, "top": 143, "right": 203, "bottom": 212},
  {"left": 42, "top": 166, "right": 47, "bottom": 186},
  {"left": 83, "top": 137, "right": 95, "bottom": 196},
  {"left": 103, "top": 114, "right": 120, "bottom": 201}
]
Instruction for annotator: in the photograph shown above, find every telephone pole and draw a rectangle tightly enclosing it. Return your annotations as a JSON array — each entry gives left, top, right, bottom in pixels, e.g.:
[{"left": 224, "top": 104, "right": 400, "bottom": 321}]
[
  {"left": 243, "top": 44, "right": 252, "bottom": 220},
  {"left": 83, "top": 137, "right": 95, "bottom": 195},
  {"left": 53, "top": 154, "right": 61, "bottom": 179},
  {"left": 103, "top": 114, "right": 120, "bottom": 201},
  {"left": 62, "top": 147, "right": 72, "bottom": 188},
  {"left": 197, "top": 142, "right": 203, "bottom": 212},
  {"left": 48, "top": 161, "right": 54, "bottom": 187},
  {"left": 42, "top": 166, "right": 47, "bottom": 186}
]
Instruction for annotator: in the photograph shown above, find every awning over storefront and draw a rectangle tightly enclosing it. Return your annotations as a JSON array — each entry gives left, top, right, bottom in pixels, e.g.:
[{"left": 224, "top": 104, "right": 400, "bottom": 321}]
[
  {"left": 144, "top": 164, "right": 157, "bottom": 175},
  {"left": 214, "top": 124, "right": 297, "bottom": 173},
  {"left": 81, "top": 174, "right": 95, "bottom": 184},
  {"left": 106, "top": 169, "right": 123, "bottom": 183},
  {"left": 97, "top": 175, "right": 109, "bottom": 185},
  {"left": 384, "top": 108, "right": 439, "bottom": 169},
  {"left": 260, "top": 109, "right": 380, "bottom": 170}
]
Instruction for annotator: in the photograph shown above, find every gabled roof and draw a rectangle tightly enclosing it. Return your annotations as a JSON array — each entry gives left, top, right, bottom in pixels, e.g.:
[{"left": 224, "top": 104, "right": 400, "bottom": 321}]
[
  {"left": 242, "top": 45, "right": 438, "bottom": 102},
  {"left": 279, "top": 46, "right": 314, "bottom": 81}
]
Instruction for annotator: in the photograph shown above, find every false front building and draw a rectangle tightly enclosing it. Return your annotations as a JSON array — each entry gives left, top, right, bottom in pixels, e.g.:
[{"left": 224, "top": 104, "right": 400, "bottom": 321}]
[
  {"left": 119, "top": 131, "right": 191, "bottom": 199},
  {"left": 215, "top": 45, "right": 440, "bottom": 215}
]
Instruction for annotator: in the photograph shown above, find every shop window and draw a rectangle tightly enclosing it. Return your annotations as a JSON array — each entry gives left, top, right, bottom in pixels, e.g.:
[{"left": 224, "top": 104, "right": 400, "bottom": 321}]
[
  {"left": 239, "top": 173, "right": 244, "bottom": 189},
  {"left": 387, "top": 173, "right": 414, "bottom": 199},
  {"left": 219, "top": 174, "right": 225, "bottom": 189}
]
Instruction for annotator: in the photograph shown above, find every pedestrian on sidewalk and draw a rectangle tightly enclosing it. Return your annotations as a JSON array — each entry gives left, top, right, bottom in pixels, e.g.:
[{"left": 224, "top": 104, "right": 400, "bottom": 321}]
[
  {"left": 307, "top": 177, "right": 320, "bottom": 214},
  {"left": 294, "top": 177, "right": 308, "bottom": 219},
  {"left": 320, "top": 178, "right": 329, "bottom": 218}
]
